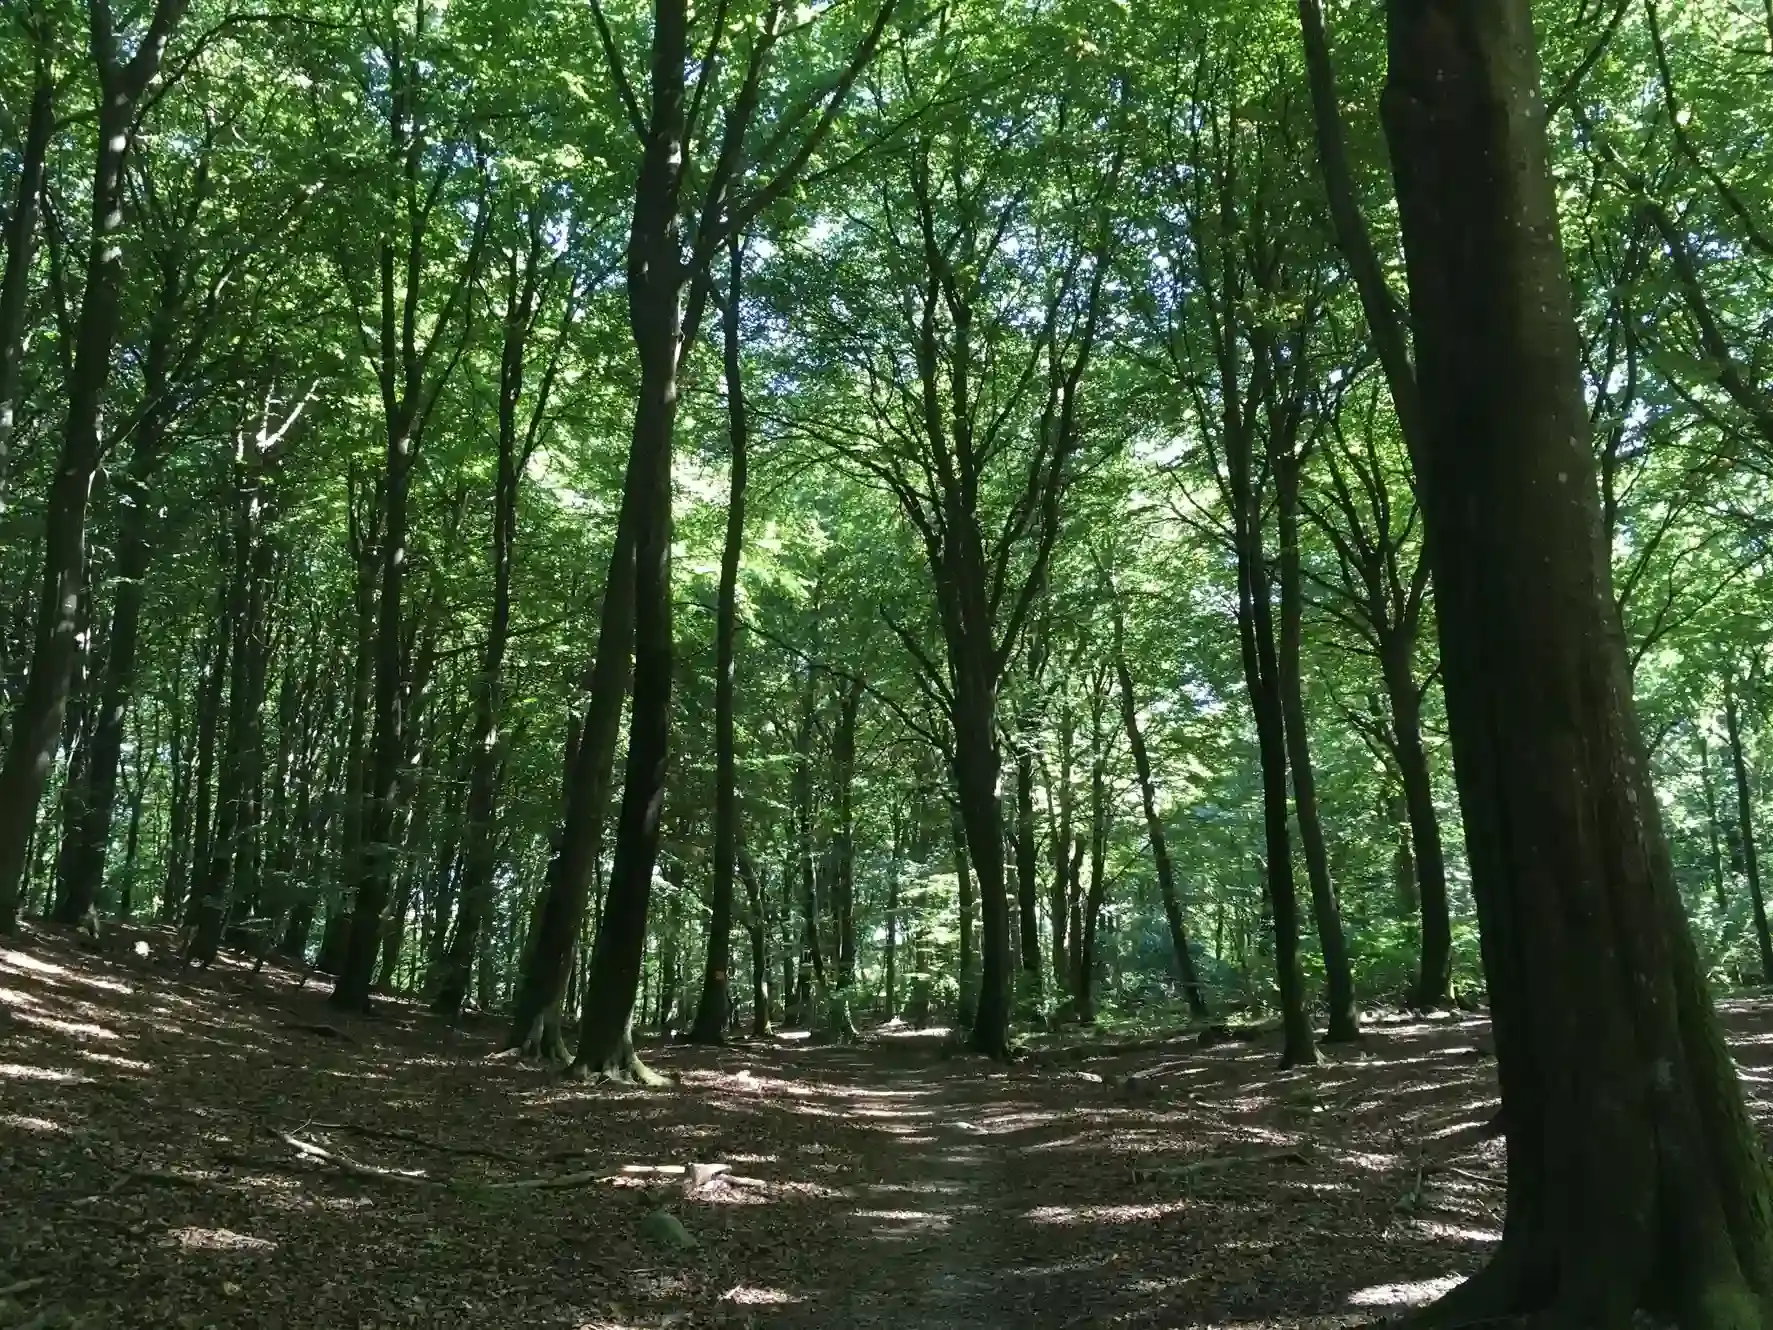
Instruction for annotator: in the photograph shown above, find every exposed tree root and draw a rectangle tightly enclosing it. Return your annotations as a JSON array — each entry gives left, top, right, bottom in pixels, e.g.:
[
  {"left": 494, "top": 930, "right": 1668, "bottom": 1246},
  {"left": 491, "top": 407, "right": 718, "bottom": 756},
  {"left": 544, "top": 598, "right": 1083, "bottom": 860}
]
[
  {"left": 505, "top": 1014, "right": 572, "bottom": 1068},
  {"left": 302, "top": 1120, "right": 526, "bottom": 1164},
  {"left": 563, "top": 1049, "right": 671, "bottom": 1086},
  {"left": 1129, "top": 1144, "right": 1311, "bottom": 1184}
]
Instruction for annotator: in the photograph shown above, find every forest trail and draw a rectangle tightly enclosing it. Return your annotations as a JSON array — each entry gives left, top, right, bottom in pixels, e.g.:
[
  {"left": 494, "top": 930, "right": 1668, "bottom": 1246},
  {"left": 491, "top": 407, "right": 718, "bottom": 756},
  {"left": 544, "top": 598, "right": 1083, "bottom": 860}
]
[{"left": 8, "top": 924, "right": 1773, "bottom": 1328}]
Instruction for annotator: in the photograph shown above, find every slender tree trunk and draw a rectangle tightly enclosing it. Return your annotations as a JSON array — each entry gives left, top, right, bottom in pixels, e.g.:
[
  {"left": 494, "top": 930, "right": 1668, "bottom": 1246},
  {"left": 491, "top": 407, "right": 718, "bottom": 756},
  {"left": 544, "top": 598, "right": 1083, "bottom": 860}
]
[
  {"left": 1384, "top": 641, "right": 1452, "bottom": 1007},
  {"left": 825, "top": 676, "right": 863, "bottom": 1041},
  {"left": 159, "top": 650, "right": 192, "bottom": 922},
  {"left": 568, "top": 7, "right": 692, "bottom": 1080},
  {"left": 1275, "top": 459, "right": 1358, "bottom": 1041},
  {"left": 689, "top": 236, "right": 750, "bottom": 1044},
  {"left": 182, "top": 595, "right": 228, "bottom": 924},
  {"left": 740, "top": 848, "right": 771, "bottom": 1037},
  {"left": 1382, "top": 0, "right": 1773, "bottom": 1313},
  {"left": 952, "top": 803, "right": 977, "bottom": 1027},
  {"left": 1076, "top": 715, "right": 1110, "bottom": 1025},
  {"left": 0, "top": 79, "right": 162, "bottom": 932},
  {"left": 1109, "top": 589, "right": 1208, "bottom": 1018},
  {"left": 1049, "top": 700, "right": 1075, "bottom": 998},
  {"left": 331, "top": 404, "right": 416, "bottom": 1009},
  {"left": 0, "top": 55, "right": 51, "bottom": 514},
  {"left": 1013, "top": 737, "right": 1044, "bottom": 1016},
  {"left": 1701, "top": 728, "right": 1729, "bottom": 916},
  {"left": 1725, "top": 680, "right": 1773, "bottom": 982},
  {"left": 1234, "top": 489, "right": 1317, "bottom": 1067}
]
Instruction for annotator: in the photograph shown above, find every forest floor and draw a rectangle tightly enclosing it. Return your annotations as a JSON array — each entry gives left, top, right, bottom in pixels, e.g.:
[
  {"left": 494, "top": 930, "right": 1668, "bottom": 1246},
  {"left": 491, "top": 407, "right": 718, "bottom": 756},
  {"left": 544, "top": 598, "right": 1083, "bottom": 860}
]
[{"left": 8, "top": 928, "right": 1773, "bottom": 1329}]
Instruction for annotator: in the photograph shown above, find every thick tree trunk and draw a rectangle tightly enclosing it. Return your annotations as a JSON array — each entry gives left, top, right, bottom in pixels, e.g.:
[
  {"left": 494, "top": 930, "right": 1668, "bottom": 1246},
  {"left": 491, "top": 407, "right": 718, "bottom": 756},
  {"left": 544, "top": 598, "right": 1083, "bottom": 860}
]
[
  {"left": 1110, "top": 594, "right": 1208, "bottom": 1018},
  {"left": 1275, "top": 459, "right": 1358, "bottom": 1041},
  {"left": 1725, "top": 681, "right": 1773, "bottom": 982},
  {"left": 689, "top": 238, "right": 751, "bottom": 1044},
  {"left": 1383, "top": 0, "right": 1773, "bottom": 1317}
]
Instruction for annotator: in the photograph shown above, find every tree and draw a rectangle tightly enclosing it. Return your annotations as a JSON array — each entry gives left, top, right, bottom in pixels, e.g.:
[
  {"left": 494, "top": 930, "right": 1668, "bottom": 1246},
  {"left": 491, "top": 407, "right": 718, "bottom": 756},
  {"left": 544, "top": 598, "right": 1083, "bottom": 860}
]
[{"left": 1380, "top": 0, "right": 1773, "bottom": 1315}]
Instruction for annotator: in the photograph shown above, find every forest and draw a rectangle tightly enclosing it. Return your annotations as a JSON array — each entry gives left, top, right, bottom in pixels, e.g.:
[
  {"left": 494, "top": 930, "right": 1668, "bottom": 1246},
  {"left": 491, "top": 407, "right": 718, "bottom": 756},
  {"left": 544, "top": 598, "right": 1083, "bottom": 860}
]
[{"left": 5, "top": 0, "right": 1773, "bottom": 1322}]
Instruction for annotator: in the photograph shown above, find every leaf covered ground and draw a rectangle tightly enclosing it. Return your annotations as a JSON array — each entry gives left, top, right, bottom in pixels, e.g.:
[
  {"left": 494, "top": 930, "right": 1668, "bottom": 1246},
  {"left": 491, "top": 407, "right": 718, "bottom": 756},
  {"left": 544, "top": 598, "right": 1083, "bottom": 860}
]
[{"left": 7, "top": 926, "right": 1773, "bottom": 1328}]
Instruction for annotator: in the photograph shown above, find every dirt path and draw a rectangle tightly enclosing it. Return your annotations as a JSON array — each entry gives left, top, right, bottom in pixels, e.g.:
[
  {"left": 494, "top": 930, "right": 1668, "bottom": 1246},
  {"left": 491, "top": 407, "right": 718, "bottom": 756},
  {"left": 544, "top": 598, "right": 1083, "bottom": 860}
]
[
  {"left": 18, "top": 927, "right": 1773, "bottom": 1327},
  {"left": 767, "top": 1049, "right": 1023, "bottom": 1328}
]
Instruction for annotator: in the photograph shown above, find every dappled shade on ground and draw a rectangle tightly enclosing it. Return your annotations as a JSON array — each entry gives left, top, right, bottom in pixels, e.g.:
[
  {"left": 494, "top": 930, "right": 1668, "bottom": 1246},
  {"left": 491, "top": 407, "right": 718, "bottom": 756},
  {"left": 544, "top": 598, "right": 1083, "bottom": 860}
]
[{"left": 8, "top": 926, "right": 1770, "bottom": 1327}]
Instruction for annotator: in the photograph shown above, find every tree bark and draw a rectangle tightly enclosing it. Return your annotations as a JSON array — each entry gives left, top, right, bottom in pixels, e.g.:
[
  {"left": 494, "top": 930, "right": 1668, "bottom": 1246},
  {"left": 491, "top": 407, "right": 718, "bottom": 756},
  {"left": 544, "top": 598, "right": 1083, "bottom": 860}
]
[
  {"left": 0, "top": 0, "right": 189, "bottom": 929},
  {"left": 0, "top": 54, "right": 51, "bottom": 515},
  {"left": 1275, "top": 457, "right": 1358, "bottom": 1041},
  {"left": 1725, "top": 680, "right": 1773, "bottom": 982},
  {"left": 567, "top": 0, "right": 692, "bottom": 1083},
  {"left": 1382, "top": 0, "right": 1773, "bottom": 1315},
  {"left": 1108, "top": 584, "right": 1208, "bottom": 1018},
  {"left": 689, "top": 235, "right": 751, "bottom": 1044}
]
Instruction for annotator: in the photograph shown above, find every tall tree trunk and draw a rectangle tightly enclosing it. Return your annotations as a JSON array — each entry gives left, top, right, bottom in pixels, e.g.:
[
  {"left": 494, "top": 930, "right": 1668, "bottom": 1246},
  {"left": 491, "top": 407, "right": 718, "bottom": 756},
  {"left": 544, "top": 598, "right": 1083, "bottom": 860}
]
[
  {"left": 1233, "top": 478, "right": 1316, "bottom": 1067},
  {"left": 1725, "top": 680, "right": 1773, "bottom": 982},
  {"left": 1109, "top": 587, "right": 1208, "bottom": 1018},
  {"left": 1013, "top": 735, "right": 1044, "bottom": 1017},
  {"left": 568, "top": 3, "right": 692, "bottom": 1082},
  {"left": 182, "top": 592, "right": 228, "bottom": 924},
  {"left": 1384, "top": 639, "right": 1452, "bottom": 1007},
  {"left": 506, "top": 510, "right": 635, "bottom": 1057},
  {"left": 1048, "top": 697, "right": 1075, "bottom": 997},
  {"left": 1382, "top": 0, "right": 1773, "bottom": 1314},
  {"left": 689, "top": 235, "right": 750, "bottom": 1044},
  {"left": 0, "top": 52, "right": 51, "bottom": 514},
  {"left": 825, "top": 675, "right": 863, "bottom": 1041},
  {"left": 1701, "top": 727, "right": 1729, "bottom": 916},
  {"left": 740, "top": 847, "right": 771, "bottom": 1037},
  {"left": 1275, "top": 458, "right": 1358, "bottom": 1041},
  {"left": 331, "top": 403, "right": 416, "bottom": 1008},
  {"left": 159, "top": 652, "right": 192, "bottom": 922},
  {"left": 1075, "top": 702, "right": 1111, "bottom": 1026},
  {"left": 0, "top": 9, "right": 188, "bottom": 929},
  {"left": 952, "top": 803, "right": 977, "bottom": 1027}
]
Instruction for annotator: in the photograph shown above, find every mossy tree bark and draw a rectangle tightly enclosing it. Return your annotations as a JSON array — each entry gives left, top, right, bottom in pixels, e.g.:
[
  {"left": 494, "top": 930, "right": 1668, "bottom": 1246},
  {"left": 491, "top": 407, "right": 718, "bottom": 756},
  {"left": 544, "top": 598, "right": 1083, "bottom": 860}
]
[{"left": 1382, "top": 0, "right": 1773, "bottom": 1318}]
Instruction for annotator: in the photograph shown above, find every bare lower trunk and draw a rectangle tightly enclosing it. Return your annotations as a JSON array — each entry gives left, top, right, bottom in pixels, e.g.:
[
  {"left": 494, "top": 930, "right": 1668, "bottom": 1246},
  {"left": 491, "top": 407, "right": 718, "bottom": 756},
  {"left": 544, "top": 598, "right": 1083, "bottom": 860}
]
[{"left": 1726, "top": 681, "right": 1773, "bottom": 983}]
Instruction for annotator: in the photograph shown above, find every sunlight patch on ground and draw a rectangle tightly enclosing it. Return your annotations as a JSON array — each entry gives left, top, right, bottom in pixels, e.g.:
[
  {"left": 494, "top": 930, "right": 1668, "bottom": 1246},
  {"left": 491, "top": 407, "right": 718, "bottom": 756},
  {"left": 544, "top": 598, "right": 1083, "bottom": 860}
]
[
  {"left": 1024, "top": 1199, "right": 1190, "bottom": 1224},
  {"left": 167, "top": 1226, "right": 278, "bottom": 1253},
  {"left": 1425, "top": 1112, "right": 1498, "bottom": 1139},
  {"left": 0, "top": 1113, "right": 68, "bottom": 1134},
  {"left": 0, "top": 950, "right": 133, "bottom": 994},
  {"left": 0, "top": 1062, "right": 88, "bottom": 1083},
  {"left": 1348, "top": 1274, "right": 1467, "bottom": 1307},
  {"left": 76, "top": 1050, "right": 153, "bottom": 1071},
  {"left": 1335, "top": 1150, "right": 1402, "bottom": 1172},
  {"left": 721, "top": 1286, "right": 800, "bottom": 1305},
  {"left": 1409, "top": 1219, "right": 1500, "bottom": 1244},
  {"left": 9, "top": 1010, "right": 122, "bottom": 1041}
]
